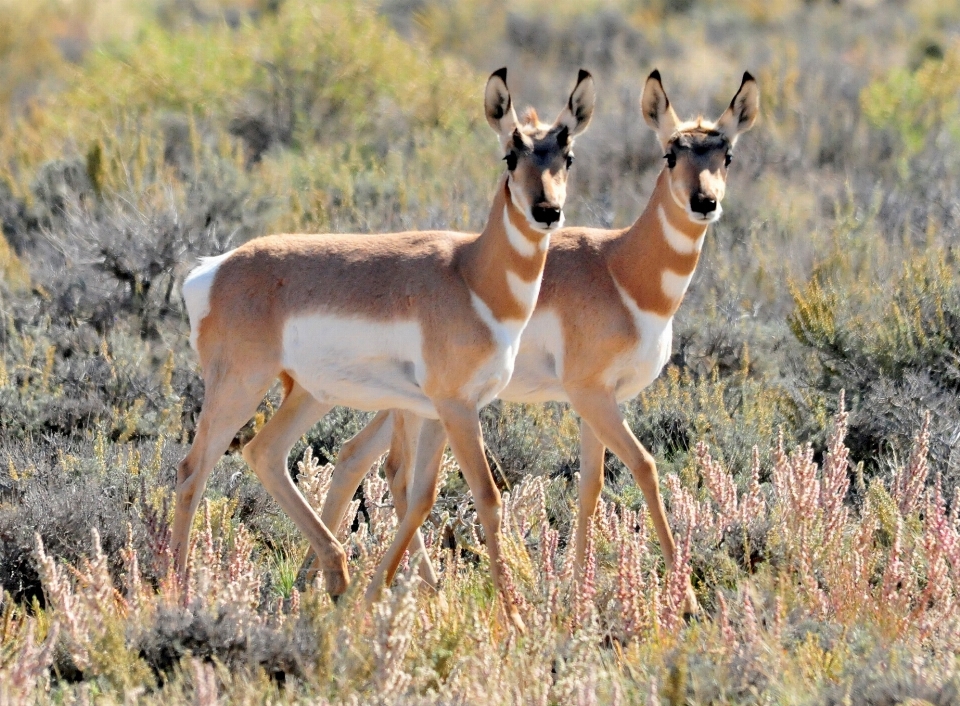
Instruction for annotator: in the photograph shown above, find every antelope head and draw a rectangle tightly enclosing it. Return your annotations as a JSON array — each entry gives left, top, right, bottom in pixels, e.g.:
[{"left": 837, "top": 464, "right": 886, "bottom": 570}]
[
  {"left": 641, "top": 70, "right": 759, "bottom": 224},
  {"left": 485, "top": 67, "right": 595, "bottom": 232}
]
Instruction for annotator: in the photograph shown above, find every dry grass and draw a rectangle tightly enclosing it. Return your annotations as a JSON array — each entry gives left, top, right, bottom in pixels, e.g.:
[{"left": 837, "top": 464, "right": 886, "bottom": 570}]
[
  {"left": 4, "top": 405, "right": 959, "bottom": 703},
  {"left": 2, "top": 0, "right": 960, "bottom": 702}
]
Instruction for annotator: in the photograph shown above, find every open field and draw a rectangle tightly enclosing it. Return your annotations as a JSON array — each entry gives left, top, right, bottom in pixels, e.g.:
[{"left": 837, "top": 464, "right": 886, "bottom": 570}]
[{"left": 2, "top": 0, "right": 960, "bottom": 702}]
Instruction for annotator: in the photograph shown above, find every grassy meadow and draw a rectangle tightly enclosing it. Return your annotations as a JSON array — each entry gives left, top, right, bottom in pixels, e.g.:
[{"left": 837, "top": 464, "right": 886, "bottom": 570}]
[{"left": 2, "top": 0, "right": 960, "bottom": 702}]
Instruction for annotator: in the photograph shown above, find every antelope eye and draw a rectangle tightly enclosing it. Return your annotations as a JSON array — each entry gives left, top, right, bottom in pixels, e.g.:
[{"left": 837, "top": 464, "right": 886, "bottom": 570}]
[
  {"left": 504, "top": 152, "right": 519, "bottom": 171},
  {"left": 725, "top": 153, "right": 733, "bottom": 167},
  {"left": 565, "top": 154, "right": 575, "bottom": 169},
  {"left": 665, "top": 152, "right": 677, "bottom": 169}
]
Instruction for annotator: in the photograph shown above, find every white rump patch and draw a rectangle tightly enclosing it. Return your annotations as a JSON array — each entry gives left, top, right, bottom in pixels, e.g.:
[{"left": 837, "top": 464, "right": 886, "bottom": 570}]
[
  {"left": 658, "top": 205, "right": 704, "bottom": 255},
  {"left": 281, "top": 314, "right": 436, "bottom": 417},
  {"left": 182, "top": 250, "right": 235, "bottom": 351}
]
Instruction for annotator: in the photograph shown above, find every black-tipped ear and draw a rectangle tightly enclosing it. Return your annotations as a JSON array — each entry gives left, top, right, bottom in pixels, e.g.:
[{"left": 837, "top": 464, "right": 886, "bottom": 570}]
[
  {"left": 512, "top": 128, "right": 529, "bottom": 152},
  {"left": 717, "top": 71, "right": 760, "bottom": 142},
  {"left": 555, "top": 69, "right": 595, "bottom": 138},
  {"left": 641, "top": 69, "right": 679, "bottom": 146},
  {"left": 485, "top": 68, "right": 519, "bottom": 138}
]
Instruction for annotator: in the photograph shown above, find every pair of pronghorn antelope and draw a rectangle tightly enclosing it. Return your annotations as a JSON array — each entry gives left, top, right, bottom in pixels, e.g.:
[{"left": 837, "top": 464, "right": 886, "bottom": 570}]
[{"left": 176, "top": 67, "right": 759, "bottom": 632}]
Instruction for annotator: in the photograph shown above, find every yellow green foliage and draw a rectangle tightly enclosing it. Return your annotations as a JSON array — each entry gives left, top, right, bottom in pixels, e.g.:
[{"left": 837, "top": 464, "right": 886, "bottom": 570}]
[
  {"left": 1, "top": 0, "right": 493, "bottom": 233},
  {"left": 790, "top": 239, "right": 960, "bottom": 387},
  {"left": 861, "top": 40, "right": 960, "bottom": 157},
  {"left": 0, "top": 225, "right": 28, "bottom": 288}
]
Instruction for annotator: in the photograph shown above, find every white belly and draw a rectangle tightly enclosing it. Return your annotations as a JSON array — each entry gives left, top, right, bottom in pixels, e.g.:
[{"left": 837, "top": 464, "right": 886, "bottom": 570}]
[{"left": 281, "top": 314, "right": 438, "bottom": 418}]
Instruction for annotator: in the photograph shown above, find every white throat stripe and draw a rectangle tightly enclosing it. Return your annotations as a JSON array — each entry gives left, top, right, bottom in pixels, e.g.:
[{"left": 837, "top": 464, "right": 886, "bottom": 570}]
[
  {"left": 658, "top": 205, "right": 704, "bottom": 255},
  {"left": 470, "top": 291, "right": 526, "bottom": 348},
  {"left": 503, "top": 205, "right": 538, "bottom": 257},
  {"left": 661, "top": 269, "right": 695, "bottom": 301},
  {"left": 506, "top": 270, "right": 543, "bottom": 312}
]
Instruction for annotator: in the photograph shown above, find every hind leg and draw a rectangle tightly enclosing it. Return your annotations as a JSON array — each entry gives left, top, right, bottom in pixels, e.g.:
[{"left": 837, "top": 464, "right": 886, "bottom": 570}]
[
  {"left": 365, "top": 418, "right": 447, "bottom": 603},
  {"left": 173, "top": 367, "right": 273, "bottom": 574},
  {"left": 242, "top": 382, "right": 350, "bottom": 596},
  {"left": 296, "top": 410, "right": 395, "bottom": 584},
  {"left": 322, "top": 410, "right": 395, "bottom": 538},
  {"left": 382, "top": 412, "right": 438, "bottom": 588}
]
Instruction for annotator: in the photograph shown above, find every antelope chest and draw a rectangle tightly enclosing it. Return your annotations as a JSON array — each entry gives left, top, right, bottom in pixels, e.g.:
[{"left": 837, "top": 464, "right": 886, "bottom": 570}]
[
  {"left": 604, "top": 283, "right": 675, "bottom": 402},
  {"left": 460, "top": 292, "right": 528, "bottom": 408},
  {"left": 500, "top": 310, "right": 568, "bottom": 403},
  {"left": 604, "top": 312, "right": 673, "bottom": 402},
  {"left": 281, "top": 313, "right": 437, "bottom": 418}
]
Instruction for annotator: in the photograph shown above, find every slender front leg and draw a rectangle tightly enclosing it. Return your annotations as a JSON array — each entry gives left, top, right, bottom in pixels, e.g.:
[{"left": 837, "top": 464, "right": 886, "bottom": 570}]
[
  {"left": 435, "top": 399, "right": 525, "bottom": 633},
  {"left": 569, "top": 388, "right": 699, "bottom": 615},
  {"left": 365, "top": 418, "right": 447, "bottom": 602},
  {"left": 241, "top": 383, "right": 349, "bottom": 597},
  {"left": 575, "top": 418, "right": 607, "bottom": 574}
]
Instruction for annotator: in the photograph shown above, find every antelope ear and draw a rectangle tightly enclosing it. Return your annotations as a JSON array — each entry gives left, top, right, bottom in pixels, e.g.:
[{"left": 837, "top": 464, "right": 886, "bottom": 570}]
[
  {"left": 716, "top": 72, "right": 760, "bottom": 145},
  {"left": 641, "top": 69, "right": 681, "bottom": 149},
  {"left": 485, "top": 67, "right": 520, "bottom": 147},
  {"left": 554, "top": 69, "right": 595, "bottom": 138}
]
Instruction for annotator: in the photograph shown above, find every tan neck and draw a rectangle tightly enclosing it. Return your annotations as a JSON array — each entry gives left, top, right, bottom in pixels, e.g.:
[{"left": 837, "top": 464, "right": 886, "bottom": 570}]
[
  {"left": 609, "top": 170, "right": 707, "bottom": 318},
  {"left": 460, "top": 175, "right": 549, "bottom": 321}
]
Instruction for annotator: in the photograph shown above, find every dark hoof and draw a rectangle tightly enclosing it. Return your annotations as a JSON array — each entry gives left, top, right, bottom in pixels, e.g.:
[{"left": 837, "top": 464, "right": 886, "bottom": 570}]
[{"left": 330, "top": 593, "right": 341, "bottom": 605}]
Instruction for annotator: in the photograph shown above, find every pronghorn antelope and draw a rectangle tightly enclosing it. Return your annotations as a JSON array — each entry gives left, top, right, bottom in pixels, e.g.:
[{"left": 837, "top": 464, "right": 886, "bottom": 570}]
[
  {"left": 308, "top": 70, "right": 760, "bottom": 614},
  {"left": 175, "top": 68, "right": 595, "bottom": 630}
]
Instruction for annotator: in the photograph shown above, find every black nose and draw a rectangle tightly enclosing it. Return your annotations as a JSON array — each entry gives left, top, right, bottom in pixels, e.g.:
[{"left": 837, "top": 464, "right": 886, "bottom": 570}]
[
  {"left": 531, "top": 204, "right": 562, "bottom": 226},
  {"left": 690, "top": 193, "right": 717, "bottom": 216}
]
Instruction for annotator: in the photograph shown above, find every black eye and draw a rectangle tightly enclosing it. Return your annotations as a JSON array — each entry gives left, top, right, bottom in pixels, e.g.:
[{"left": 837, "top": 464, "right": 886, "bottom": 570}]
[
  {"left": 565, "top": 154, "right": 575, "bottom": 169},
  {"left": 725, "top": 153, "right": 733, "bottom": 167},
  {"left": 665, "top": 152, "right": 677, "bottom": 169},
  {"left": 504, "top": 152, "right": 518, "bottom": 171}
]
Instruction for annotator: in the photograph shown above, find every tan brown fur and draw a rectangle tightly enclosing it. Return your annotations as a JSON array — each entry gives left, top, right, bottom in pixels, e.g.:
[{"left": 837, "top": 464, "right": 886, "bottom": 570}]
[
  {"left": 308, "top": 71, "right": 760, "bottom": 620},
  {"left": 173, "top": 68, "right": 596, "bottom": 634},
  {"left": 537, "top": 183, "right": 706, "bottom": 389},
  {"left": 195, "top": 177, "right": 545, "bottom": 399},
  {"left": 458, "top": 179, "right": 549, "bottom": 321}
]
